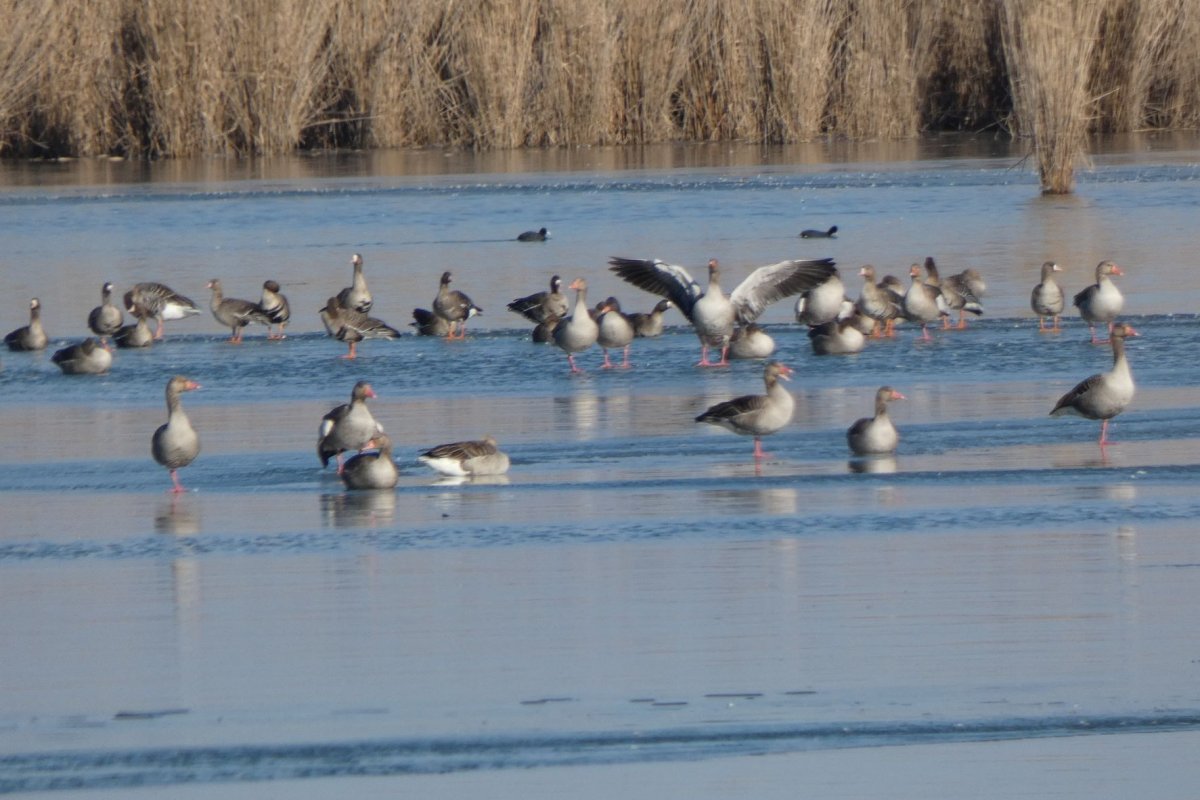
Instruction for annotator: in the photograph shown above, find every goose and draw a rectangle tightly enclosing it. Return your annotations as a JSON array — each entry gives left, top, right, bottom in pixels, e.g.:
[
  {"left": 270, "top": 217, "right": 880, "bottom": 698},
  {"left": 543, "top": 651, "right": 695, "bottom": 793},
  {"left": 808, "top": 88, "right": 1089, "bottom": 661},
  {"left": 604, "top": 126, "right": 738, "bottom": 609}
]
[
  {"left": 508, "top": 275, "right": 568, "bottom": 324},
  {"left": 124, "top": 283, "right": 200, "bottom": 340},
  {"left": 336, "top": 253, "right": 372, "bottom": 313},
  {"left": 1031, "top": 261, "right": 1065, "bottom": 332},
  {"left": 628, "top": 299, "right": 673, "bottom": 338},
  {"left": 551, "top": 278, "right": 600, "bottom": 372},
  {"left": 695, "top": 361, "right": 794, "bottom": 458},
  {"left": 418, "top": 435, "right": 510, "bottom": 477},
  {"left": 432, "top": 271, "right": 482, "bottom": 339},
  {"left": 318, "top": 381, "right": 384, "bottom": 472},
  {"left": 151, "top": 375, "right": 201, "bottom": 493},
  {"left": 800, "top": 225, "right": 838, "bottom": 239},
  {"left": 4, "top": 297, "right": 47, "bottom": 351},
  {"left": 1050, "top": 321, "right": 1138, "bottom": 446},
  {"left": 855, "top": 265, "right": 901, "bottom": 338},
  {"left": 728, "top": 322, "right": 776, "bottom": 359},
  {"left": 609, "top": 256, "right": 836, "bottom": 367},
  {"left": 51, "top": 337, "right": 113, "bottom": 374},
  {"left": 532, "top": 313, "right": 560, "bottom": 344},
  {"left": 1073, "top": 260, "right": 1124, "bottom": 344},
  {"left": 902, "top": 263, "right": 948, "bottom": 340},
  {"left": 517, "top": 227, "right": 550, "bottom": 242},
  {"left": 847, "top": 386, "right": 906, "bottom": 455},
  {"left": 319, "top": 297, "right": 401, "bottom": 359},
  {"left": 596, "top": 297, "right": 636, "bottom": 368},
  {"left": 410, "top": 308, "right": 450, "bottom": 337},
  {"left": 794, "top": 269, "right": 847, "bottom": 326},
  {"left": 924, "top": 257, "right": 983, "bottom": 329},
  {"left": 113, "top": 309, "right": 154, "bottom": 348},
  {"left": 809, "top": 303, "right": 870, "bottom": 355},
  {"left": 207, "top": 279, "right": 269, "bottom": 343},
  {"left": 258, "top": 280, "right": 290, "bottom": 339},
  {"left": 87, "top": 282, "right": 124, "bottom": 341},
  {"left": 340, "top": 432, "right": 399, "bottom": 490}
]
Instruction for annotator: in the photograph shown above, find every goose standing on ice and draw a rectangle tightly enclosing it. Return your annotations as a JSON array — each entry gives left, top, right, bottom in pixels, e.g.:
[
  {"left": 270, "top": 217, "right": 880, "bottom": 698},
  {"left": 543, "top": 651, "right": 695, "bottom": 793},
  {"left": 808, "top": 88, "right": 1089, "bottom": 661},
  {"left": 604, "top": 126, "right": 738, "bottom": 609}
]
[
  {"left": 847, "top": 386, "right": 906, "bottom": 455},
  {"left": 695, "top": 361, "right": 795, "bottom": 459},
  {"left": 337, "top": 253, "right": 373, "bottom": 313},
  {"left": 609, "top": 256, "right": 836, "bottom": 366},
  {"left": 207, "top": 279, "right": 269, "bottom": 343},
  {"left": 124, "top": 283, "right": 200, "bottom": 340},
  {"left": 4, "top": 298, "right": 48, "bottom": 351},
  {"left": 508, "top": 275, "right": 568, "bottom": 326},
  {"left": 418, "top": 435, "right": 511, "bottom": 477},
  {"left": 855, "top": 265, "right": 901, "bottom": 338},
  {"left": 924, "top": 257, "right": 983, "bottom": 329},
  {"left": 319, "top": 297, "right": 401, "bottom": 359},
  {"left": 551, "top": 278, "right": 600, "bottom": 373},
  {"left": 258, "top": 280, "right": 290, "bottom": 339},
  {"left": 317, "top": 381, "right": 384, "bottom": 473},
  {"left": 432, "top": 271, "right": 483, "bottom": 339},
  {"left": 151, "top": 375, "right": 202, "bottom": 493},
  {"left": 1031, "top": 261, "right": 1065, "bottom": 332},
  {"left": 88, "top": 283, "right": 124, "bottom": 341},
  {"left": 902, "top": 263, "right": 948, "bottom": 341},
  {"left": 596, "top": 297, "right": 636, "bottom": 368},
  {"left": 1050, "top": 322, "right": 1138, "bottom": 446},
  {"left": 1073, "top": 260, "right": 1124, "bottom": 344}
]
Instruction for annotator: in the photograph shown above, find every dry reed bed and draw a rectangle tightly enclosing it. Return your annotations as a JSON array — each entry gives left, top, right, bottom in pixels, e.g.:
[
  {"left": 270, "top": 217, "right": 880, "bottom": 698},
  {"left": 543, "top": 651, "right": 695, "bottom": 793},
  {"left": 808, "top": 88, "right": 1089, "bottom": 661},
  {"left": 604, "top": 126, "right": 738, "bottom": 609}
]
[{"left": 2, "top": 0, "right": 1198, "bottom": 183}]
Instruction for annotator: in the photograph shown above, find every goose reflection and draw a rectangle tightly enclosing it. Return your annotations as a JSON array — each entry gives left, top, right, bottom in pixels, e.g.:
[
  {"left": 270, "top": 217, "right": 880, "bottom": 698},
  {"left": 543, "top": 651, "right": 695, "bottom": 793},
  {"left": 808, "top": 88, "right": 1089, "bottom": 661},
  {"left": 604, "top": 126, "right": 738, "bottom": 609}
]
[
  {"left": 320, "top": 490, "right": 397, "bottom": 528},
  {"left": 155, "top": 494, "right": 201, "bottom": 535},
  {"left": 848, "top": 455, "right": 898, "bottom": 474},
  {"left": 432, "top": 474, "right": 511, "bottom": 487}
]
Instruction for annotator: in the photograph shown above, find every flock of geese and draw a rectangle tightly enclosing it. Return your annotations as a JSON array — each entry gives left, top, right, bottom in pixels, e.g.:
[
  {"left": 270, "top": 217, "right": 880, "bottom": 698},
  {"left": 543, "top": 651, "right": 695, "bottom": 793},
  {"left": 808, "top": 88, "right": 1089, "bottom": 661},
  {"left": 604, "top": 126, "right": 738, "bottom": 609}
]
[{"left": 2, "top": 242, "right": 1136, "bottom": 492}]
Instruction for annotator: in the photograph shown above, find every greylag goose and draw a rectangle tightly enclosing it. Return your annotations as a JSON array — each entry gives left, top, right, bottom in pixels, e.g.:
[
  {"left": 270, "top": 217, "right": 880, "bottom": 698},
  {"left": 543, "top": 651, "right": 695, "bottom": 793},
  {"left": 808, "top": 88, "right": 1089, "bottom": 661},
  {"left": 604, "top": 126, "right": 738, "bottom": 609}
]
[
  {"left": 532, "top": 313, "right": 560, "bottom": 344},
  {"left": 258, "top": 280, "right": 290, "bottom": 339},
  {"left": 340, "top": 432, "right": 399, "bottom": 490},
  {"left": 628, "top": 299, "right": 673, "bottom": 338},
  {"left": 1073, "top": 260, "right": 1124, "bottom": 344},
  {"left": 51, "top": 337, "right": 113, "bottom": 375},
  {"left": 794, "top": 269, "right": 847, "bottom": 326},
  {"left": 695, "top": 361, "right": 794, "bottom": 458},
  {"left": 410, "top": 308, "right": 450, "bottom": 337},
  {"left": 87, "top": 282, "right": 124, "bottom": 341},
  {"left": 809, "top": 303, "right": 870, "bottom": 355},
  {"left": 517, "top": 227, "right": 550, "bottom": 242},
  {"left": 847, "top": 386, "right": 906, "bottom": 455},
  {"left": 1031, "top": 261, "right": 1064, "bottom": 332},
  {"left": 551, "top": 278, "right": 599, "bottom": 372},
  {"left": 4, "top": 298, "right": 47, "bottom": 351},
  {"left": 319, "top": 297, "right": 401, "bottom": 359},
  {"left": 1050, "top": 321, "right": 1138, "bottom": 446},
  {"left": 728, "top": 322, "right": 776, "bottom": 359},
  {"left": 902, "top": 263, "right": 948, "bottom": 341},
  {"left": 152, "top": 375, "right": 201, "bottom": 493},
  {"left": 924, "top": 257, "right": 983, "bottom": 329},
  {"left": 800, "top": 225, "right": 838, "bottom": 239},
  {"left": 508, "top": 275, "right": 568, "bottom": 324},
  {"left": 609, "top": 256, "right": 836, "bottom": 367},
  {"left": 337, "top": 253, "right": 372, "bottom": 313},
  {"left": 318, "top": 381, "right": 383, "bottom": 472},
  {"left": 113, "top": 310, "right": 154, "bottom": 348},
  {"left": 596, "top": 297, "right": 635, "bottom": 368},
  {"left": 855, "top": 265, "right": 901, "bottom": 338},
  {"left": 418, "top": 434, "right": 510, "bottom": 477},
  {"left": 207, "top": 279, "right": 269, "bottom": 343},
  {"left": 433, "top": 271, "right": 482, "bottom": 339},
  {"left": 124, "top": 283, "right": 200, "bottom": 340}
]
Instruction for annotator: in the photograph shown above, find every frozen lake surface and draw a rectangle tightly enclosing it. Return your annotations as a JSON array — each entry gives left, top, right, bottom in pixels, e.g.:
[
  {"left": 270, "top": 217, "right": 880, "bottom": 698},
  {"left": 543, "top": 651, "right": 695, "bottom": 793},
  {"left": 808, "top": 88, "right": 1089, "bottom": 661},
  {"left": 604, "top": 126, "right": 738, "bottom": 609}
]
[{"left": 2, "top": 135, "right": 1200, "bottom": 795}]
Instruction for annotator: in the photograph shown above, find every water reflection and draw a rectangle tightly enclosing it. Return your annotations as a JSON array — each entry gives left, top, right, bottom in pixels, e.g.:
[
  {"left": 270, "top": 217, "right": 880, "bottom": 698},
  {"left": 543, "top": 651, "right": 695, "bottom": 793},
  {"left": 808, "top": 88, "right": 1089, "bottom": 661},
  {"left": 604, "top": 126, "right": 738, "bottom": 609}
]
[
  {"left": 320, "top": 491, "right": 397, "bottom": 529},
  {"left": 848, "top": 456, "right": 898, "bottom": 474},
  {"left": 154, "top": 495, "right": 201, "bottom": 536}
]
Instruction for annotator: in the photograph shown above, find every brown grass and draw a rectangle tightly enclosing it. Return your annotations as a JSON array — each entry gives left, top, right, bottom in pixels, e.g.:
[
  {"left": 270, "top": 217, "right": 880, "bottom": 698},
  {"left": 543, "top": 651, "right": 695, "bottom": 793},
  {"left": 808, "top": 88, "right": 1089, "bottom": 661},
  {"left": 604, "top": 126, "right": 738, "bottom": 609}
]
[{"left": 1, "top": 0, "right": 1197, "bottom": 187}]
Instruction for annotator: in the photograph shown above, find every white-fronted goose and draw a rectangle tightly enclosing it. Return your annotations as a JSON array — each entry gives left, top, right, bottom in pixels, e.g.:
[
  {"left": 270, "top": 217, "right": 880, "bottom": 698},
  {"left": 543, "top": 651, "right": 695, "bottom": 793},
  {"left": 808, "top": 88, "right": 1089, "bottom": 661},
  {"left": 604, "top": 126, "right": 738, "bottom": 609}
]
[
  {"left": 433, "top": 271, "right": 482, "bottom": 339},
  {"left": 341, "top": 432, "right": 399, "bottom": 489},
  {"left": 695, "top": 361, "right": 795, "bottom": 458},
  {"left": 552, "top": 278, "right": 599, "bottom": 372},
  {"left": 794, "top": 269, "right": 846, "bottom": 326},
  {"left": 124, "top": 283, "right": 200, "bottom": 340},
  {"left": 508, "top": 275, "right": 568, "bottom": 324},
  {"left": 609, "top": 256, "right": 836, "bottom": 367},
  {"left": 517, "top": 227, "right": 550, "bottom": 242},
  {"left": 51, "top": 337, "right": 113, "bottom": 375},
  {"left": 336, "top": 253, "right": 372, "bottom": 313},
  {"left": 410, "top": 308, "right": 450, "bottom": 337},
  {"left": 924, "top": 257, "right": 983, "bottom": 329},
  {"left": 152, "top": 375, "right": 201, "bottom": 493},
  {"left": 258, "top": 280, "right": 290, "bottom": 339},
  {"left": 800, "top": 225, "right": 838, "bottom": 239},
  {"left": 596, "top": 297, "right": 635, "bottom": 368},
  {"left": 418, "top": 434, "right": 511, "bottom": 477},
  {"left": 4, "top": 298, "right": 47, "bottom": 351},
  {"left": 847, "top": 386, "right": 906, "bottom": 455},
  {"left": 319, "top": 297, "right": 401, "bottom": 359},
  {"left": 1051, "top": 322, "right": 1138, "bottom": 446},
  {"left": 87, "top": 282, "right": 124, "bottom": 341},
  {"left": 1031, "top": 261, "right": 1064, "bottom": 332},
  {"left": 728, "top": 322, "right": 776, "bottom": 359},
  {"left": 902, "top": 263, "right": 948, "bottom": 341},
  {"left": 318, "top": 381, "right": 383, "bottom": 472},
  {"left": 628, "top": 299, "right": 672, "bottom": 338},
  {"left": 1073, "top": 260, "right": 1124, "bottom": 344},
  {"left": 207, "top": 279, "right": 269, "bottom": 343}
]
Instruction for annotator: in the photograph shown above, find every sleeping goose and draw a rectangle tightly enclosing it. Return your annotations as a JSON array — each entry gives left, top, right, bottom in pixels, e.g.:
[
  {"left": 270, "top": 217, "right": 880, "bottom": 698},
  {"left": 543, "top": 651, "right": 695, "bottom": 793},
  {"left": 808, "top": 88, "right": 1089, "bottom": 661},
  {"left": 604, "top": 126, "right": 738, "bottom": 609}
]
[
  {"left": 207, "top": 279, "right": 270, "bottom": 343},
  {"left": 320, "top": 297, "right": 401, "bottom": 359},
  {"left": 418, "top": 435, "right": 511, "bottom": 477},
  {"left": 124, "top": 283, "right": 200, "bottom": 340},
  {"left": 609, "top": 256, "right": 836, "bottom": 367},
  {"left": 695, "top": 361, "right": 794, "bottom": 459},
  {"left": 4, "top": 297, "right": 47, "bottom": 351},
  {"left": 1073, "top": 260, "right": 1124, "bottom": 344},
  {"left": 151, "top": 375, "right": 201, "bottom": 493},
  {"left": 433, "top": 271, "right": 482, "bottom": 339},
  {"left": 87, "top": 282, "right": 124, "bottom": 341},
  {"left": 1050, "top": 321, "right": 1138, "bottom": 446},
  {"left": 847, "top": 386, "right": 906, "bottom": 455},
  {"left": 728, "top": 322, "right": 776, "bottom": 359}
]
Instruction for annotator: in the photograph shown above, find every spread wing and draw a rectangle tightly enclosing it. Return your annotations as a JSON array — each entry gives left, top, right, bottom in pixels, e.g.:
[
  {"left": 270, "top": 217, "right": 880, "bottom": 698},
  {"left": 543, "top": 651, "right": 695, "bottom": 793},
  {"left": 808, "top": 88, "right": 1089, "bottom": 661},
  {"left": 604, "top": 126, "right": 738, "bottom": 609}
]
[
  {"left": 730, "top": 258, "right": 836, "bottom": 323},
  {"left": 608, "top": 257, "right": 702, "bottom": 320}
]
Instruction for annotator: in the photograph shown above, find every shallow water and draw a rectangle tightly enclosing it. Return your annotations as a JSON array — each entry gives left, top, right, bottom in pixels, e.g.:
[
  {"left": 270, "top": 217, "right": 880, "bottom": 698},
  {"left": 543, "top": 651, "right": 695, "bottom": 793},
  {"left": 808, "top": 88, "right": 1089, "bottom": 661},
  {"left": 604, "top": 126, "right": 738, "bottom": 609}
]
[{"left": 2, "top": 136, "right": 1200, "bottom": 794}]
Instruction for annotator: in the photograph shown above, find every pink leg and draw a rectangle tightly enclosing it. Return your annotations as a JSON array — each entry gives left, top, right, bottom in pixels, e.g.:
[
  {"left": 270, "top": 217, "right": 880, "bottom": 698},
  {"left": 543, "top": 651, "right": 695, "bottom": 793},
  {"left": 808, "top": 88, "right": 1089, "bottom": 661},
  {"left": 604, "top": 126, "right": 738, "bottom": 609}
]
[
  {"left": 169, "top": 469, "right": 185, "bottom": 494},
  {"left": 602, "top": 349, "right": 614, "bottom": 369},
  {"left": 696, "top": 344, "right": 712, "bottom": 367},
  {"left": 567, "top": 354, "right": 585, "bottom": 374},
  {"left": 752, "top": 438, "right": 766, "bottom": 459},
  {"left": 1099, "top": 419, "right": 1112, "bottom": 446},
  {"left": 920, "top": 324, "right": 932, "bottom": 341},
  {"left": 341, "top": 341, "right": 358, "bottom": 360},
  {"left": 621, "top": 346, "right": 631, "bottom": 369},
  {"left": 714, "top": 345, "right": 729, "bottom": 367}
]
